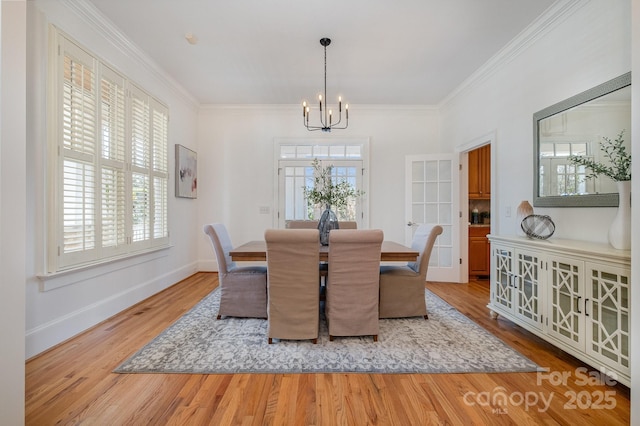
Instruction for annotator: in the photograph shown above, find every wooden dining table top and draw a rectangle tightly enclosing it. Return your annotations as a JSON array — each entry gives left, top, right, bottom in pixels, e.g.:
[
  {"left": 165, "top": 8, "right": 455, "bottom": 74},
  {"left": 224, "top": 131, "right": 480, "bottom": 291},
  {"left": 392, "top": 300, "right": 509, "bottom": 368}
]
[{"left": 229, "top": 240, "right": 418, "bottom": 262}]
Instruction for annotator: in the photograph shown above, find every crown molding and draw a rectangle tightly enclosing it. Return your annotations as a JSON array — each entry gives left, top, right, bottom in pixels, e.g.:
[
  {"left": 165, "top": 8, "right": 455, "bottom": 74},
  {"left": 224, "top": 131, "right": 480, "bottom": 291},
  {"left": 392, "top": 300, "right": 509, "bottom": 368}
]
[
  {"left": 62, "top": 0, "right": 200, "bottom": 109},
  {"left": 199, "top": 104, "right": 438, "bottom": 112},
  {"left": 438, "top": 0, "right": 587, "bottom": 108}
]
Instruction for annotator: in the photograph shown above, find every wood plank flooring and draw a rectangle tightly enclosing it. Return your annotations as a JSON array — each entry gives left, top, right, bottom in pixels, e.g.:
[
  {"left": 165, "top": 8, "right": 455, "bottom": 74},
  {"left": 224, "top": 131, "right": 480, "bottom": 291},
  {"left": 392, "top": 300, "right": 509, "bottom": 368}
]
[{"left": 25, "top": 273, "right": 630, "bottom": 425}]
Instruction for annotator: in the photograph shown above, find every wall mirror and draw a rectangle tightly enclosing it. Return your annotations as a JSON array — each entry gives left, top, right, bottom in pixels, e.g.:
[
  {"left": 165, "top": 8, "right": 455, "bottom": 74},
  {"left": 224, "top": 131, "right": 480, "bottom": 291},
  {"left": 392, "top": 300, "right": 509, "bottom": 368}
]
[{"left": 533, "top": 72, "right": 631, "bottom": 207}]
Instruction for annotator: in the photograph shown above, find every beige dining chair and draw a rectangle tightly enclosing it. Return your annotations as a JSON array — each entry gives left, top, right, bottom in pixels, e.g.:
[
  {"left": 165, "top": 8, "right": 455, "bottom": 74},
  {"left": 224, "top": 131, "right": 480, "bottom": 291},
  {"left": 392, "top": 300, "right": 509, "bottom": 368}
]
[
  {"left": 265, "top": 229, "right": 320, "bottom": 344},
  {"left": 379, "top": 224, "right": 443, "bottom": 319},
  {"left": 203, "top": 223, "right": 268, "bottom": 319},
  {"left": 338, "top": 221, "right": 357, "bottom": 229},
  {"left": 326, "top": 229, "right": 384, "bottom": 342},
  {"left": 286, "top": 220, "right": 319, "bottom": 229}
]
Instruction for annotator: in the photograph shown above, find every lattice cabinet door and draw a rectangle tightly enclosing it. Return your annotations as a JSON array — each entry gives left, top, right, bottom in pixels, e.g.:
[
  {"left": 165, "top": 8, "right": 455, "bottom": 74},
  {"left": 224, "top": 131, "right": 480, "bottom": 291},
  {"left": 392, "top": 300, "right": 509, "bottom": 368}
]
[
  {"left": 513, "top": 250, "right": 545, "bottom": 330},
  {"left": 548, "top": 256, "right": 584, "bottom": 351},
  {"left": 491, "top": 244, "right": 514, "bottom": 313},
  {"left": 585, "top": 262, "right": 630, "bottom": 376}
]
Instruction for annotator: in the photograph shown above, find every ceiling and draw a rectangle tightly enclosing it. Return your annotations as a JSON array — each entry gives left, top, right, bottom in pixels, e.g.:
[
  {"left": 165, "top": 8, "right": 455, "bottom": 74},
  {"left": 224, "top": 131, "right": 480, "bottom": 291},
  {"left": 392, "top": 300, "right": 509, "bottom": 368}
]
[{"left": 86, "top": 0, "right": 557, "bottom": 106}]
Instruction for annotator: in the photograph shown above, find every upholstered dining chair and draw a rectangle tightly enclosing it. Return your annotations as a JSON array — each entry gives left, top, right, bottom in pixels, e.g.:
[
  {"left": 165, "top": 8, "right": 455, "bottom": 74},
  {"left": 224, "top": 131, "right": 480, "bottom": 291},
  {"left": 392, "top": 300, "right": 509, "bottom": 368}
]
[
  {"left": 379, "top": 224, "right": 443, "bottom": 319},
  {"left": 337, "top": 221, "right": 357, "bottom": 229},
  {"left": 325, "top": 229, "right": 384, "bottom": 342},
  {"left": 286, "top": 220, "right": 319, "bottom": 229},
  {"left": 203, "top": 223, "right": 268, "bottom": 319},
  {"left": 265, "top": 229, "right": 320, "bottom": 344}
]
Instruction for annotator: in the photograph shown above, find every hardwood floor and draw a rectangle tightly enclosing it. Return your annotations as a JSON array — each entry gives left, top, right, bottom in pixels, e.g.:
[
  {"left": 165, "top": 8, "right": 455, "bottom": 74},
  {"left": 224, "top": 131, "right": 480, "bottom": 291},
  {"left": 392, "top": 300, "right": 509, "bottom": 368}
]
[{"left": 26, "top": 273, "right": 630, "bottom": 425}]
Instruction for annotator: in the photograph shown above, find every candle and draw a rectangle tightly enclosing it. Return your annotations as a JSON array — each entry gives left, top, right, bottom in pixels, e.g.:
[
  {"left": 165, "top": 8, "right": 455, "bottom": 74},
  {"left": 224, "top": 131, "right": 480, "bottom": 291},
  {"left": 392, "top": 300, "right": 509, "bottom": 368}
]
[{"left": 302, "top": 101, "right": 307, "bottom": 117}]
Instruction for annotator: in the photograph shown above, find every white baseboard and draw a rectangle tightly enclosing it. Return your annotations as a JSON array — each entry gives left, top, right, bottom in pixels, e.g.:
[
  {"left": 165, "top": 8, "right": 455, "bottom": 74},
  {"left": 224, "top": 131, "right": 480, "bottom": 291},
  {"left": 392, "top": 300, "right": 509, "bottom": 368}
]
[{"left": 25, "top": 262, "right": 198, "bottom": 359}]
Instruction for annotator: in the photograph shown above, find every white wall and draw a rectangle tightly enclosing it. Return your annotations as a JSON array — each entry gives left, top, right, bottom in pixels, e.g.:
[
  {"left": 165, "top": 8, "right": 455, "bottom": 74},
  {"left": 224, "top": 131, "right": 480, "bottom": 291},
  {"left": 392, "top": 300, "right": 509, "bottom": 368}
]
[
  {"left": 1, "top": 1, "right": 27, "bottom": 423},
  {"left": 440, "top": 0, "right": 631, "bottom": 242},
  {"left": 24, "top": 1, "right": 200, "bottom": 358},
  {"left": 197, "top": 105, "right": 440, "bottom": 269},
  {"left": 630, "top": 0, "right": 639, "bottom": 422}
]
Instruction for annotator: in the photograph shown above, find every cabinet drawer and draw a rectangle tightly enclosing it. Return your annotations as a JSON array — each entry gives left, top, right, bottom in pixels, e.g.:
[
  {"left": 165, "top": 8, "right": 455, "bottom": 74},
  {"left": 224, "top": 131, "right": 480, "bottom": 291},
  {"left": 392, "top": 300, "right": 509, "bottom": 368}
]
[{"left": 469, "top": 226, "right": 490, "bottom": 237}]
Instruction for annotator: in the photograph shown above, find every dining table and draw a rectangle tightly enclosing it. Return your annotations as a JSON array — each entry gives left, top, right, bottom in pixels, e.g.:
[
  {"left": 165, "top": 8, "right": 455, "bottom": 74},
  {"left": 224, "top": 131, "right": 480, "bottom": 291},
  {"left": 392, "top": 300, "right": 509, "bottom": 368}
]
[{"left": 229, "top": 240, "right": 419, "bottom": 262}]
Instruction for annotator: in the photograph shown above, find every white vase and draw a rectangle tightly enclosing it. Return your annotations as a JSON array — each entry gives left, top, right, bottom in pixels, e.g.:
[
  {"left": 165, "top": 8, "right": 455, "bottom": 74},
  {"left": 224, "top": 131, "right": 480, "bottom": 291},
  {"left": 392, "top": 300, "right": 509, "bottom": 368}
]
[{"left": 608, "top": 180, "right": 631, "bottom": 250}]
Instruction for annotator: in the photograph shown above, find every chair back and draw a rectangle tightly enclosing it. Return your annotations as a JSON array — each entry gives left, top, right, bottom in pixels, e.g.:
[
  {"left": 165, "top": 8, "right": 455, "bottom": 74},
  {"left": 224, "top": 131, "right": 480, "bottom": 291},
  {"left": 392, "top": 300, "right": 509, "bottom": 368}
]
[
  {"left": 203, "top": 223, "right": 236, "bottom": 274},
  {"left": 286, "top": 220, "right": 319, "bottom": 229},
  {"left": 338, "top": 221, "right": 357, "bottom": 229},
  {"left": 326, "top": 229, "right": 383, "bottom": 338},
  {"left": 265, "top": 229, "right": 320, "bottom": 341},
  {"left": 408, "top": 224, "right": 443, "bottom": 277}
]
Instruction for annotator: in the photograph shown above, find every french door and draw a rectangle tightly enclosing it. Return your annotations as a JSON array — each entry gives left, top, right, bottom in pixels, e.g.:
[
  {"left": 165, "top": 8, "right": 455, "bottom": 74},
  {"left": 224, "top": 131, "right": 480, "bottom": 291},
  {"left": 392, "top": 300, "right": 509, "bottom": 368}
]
[{"left": 405, "top": 154, "right": 460, "bottom": 282}]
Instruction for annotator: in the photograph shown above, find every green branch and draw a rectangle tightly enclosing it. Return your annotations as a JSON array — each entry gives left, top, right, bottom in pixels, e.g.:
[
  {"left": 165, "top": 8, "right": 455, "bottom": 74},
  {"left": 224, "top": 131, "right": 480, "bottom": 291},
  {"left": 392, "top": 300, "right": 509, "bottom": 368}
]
[{"left": 568, "top": 130, "right": 631, "bottom": 182}]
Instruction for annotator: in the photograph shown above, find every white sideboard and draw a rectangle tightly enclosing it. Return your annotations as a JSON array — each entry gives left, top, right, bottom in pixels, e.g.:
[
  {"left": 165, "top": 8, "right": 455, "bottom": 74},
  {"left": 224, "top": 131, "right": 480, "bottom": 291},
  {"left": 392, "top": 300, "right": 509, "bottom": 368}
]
[{"left": 487, "top": 235, "right": 630, "bottom": 386}]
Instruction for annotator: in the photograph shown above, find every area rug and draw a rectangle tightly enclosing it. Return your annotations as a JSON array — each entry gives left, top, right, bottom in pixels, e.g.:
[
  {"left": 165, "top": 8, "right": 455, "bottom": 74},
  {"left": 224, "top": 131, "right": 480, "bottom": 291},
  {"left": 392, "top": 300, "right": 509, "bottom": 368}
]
[{"left": 114, "top": 288, "right": 540, "bottom": 374}]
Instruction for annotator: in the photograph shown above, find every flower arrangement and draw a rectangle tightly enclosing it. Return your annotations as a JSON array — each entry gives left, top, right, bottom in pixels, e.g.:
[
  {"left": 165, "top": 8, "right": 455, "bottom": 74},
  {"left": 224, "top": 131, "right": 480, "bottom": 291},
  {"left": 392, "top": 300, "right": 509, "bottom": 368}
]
[
  {"left": 568, "top": 130, "right": 631, "bottom": 182},
  {"left": 303, "top": 158, "right": 363, "bottom": 211}
]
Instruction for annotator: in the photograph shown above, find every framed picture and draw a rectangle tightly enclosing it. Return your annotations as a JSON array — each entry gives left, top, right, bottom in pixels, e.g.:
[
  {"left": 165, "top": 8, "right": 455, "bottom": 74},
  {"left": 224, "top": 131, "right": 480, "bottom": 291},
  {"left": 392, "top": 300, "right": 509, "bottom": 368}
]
[{"left": 175, "top": 144, "right": 197, "bottom": 198}]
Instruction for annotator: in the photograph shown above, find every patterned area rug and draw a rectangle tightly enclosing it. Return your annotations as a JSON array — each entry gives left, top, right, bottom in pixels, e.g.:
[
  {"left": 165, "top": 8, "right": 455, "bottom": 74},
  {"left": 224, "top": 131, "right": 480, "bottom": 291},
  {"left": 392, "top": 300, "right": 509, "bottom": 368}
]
[{"left": 115, "top": 288, "right": 539, "bottom": 374}]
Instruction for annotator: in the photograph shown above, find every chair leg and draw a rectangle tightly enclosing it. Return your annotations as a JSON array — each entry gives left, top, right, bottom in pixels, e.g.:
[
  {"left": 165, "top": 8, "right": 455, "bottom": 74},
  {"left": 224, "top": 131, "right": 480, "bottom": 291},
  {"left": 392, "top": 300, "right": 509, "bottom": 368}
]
[
  {"left": 424, "top": 313, "right": 429, "bottom": 320},
  {"left": 312, "top": 338, "right": 317, "bottom": 344},
  {"left": 268, "top": 337, "right": 273, "bottom": 344},
  {"left": 217, "top": 314, "right": 222, "bottom": 320},
  {"left": 329, "top": 335, "right": 334, "bottom": 341},
  {"left": 373, "top": 335, "right": 378, "bottom": 342}
]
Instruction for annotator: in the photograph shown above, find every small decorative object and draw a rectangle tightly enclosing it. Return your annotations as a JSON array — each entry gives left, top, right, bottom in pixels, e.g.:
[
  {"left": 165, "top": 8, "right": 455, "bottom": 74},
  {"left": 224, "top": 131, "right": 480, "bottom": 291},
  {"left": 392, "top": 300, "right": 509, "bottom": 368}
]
[
  {"left": 521, "top": 214, "right": 555, "bottom": 240},
  {"left": 303, "top": 158, "right": 363, "bottom": 245},
  {"left": 482, "top": 212, "right": 490, "bottom": 224},
  {"left": 317, "top": 205, "right": 339, "bottom": 245},
  {"left": 569, "top": 130, "right": 631, "bottom": 249},
  {"left": 471, "top": 208, "right": 479, "bottom": 224},
  {"left": 516, "top": 200, "right": 534, "bottom": 236},
  {"left": 175, "top": 144, "right": 197, "bottom": 199}
]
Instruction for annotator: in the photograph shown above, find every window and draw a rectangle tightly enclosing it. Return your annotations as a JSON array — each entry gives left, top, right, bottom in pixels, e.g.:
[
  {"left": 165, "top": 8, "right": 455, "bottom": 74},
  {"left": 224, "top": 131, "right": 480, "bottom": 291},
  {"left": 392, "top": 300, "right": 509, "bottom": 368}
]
[
  {"left": 277, "top": 141, "right": 367, "bottom": 228},
  {"left": 48, "top": 28, "right": 169, "bottom": 273},
  {"left": 539, "top": 141, "right": 593, "bottom": 196}
]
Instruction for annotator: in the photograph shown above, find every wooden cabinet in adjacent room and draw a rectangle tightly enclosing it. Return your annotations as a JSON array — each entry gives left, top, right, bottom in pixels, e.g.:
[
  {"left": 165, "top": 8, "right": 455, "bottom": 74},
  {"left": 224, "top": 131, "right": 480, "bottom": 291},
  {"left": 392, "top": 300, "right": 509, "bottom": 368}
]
[
  {"left": 468, "top": 145, "right": 491, "bottom": 199},
  {"left": 468, "top": 226, "right": 490, "bottom": 277}
]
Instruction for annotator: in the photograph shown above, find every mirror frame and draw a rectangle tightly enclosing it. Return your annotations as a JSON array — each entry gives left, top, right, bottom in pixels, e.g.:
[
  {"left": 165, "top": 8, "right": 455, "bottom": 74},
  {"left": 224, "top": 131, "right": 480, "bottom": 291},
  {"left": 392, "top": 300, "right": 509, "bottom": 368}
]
[{"left": 533, "top": 72, "right": 631, "bottom": 207}]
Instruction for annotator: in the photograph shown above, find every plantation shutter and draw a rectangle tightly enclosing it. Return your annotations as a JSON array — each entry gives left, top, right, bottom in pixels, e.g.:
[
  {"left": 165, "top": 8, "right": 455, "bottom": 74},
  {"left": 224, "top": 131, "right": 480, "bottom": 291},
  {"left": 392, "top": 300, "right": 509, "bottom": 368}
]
[
  {"left": 151, "top": 100, "right": 169, "bottom": 242},
  {"left": 60, "top": 39, "right": 98, "bottom": 268},
  {"left": 99, "top": 65, "right": 127, "bottom": 256},
  {"left": 130, "top": 85, "right": 151, "bottom": 248},
  {"left": 49, "top": 28, "right": 171, "bottom": 273}
]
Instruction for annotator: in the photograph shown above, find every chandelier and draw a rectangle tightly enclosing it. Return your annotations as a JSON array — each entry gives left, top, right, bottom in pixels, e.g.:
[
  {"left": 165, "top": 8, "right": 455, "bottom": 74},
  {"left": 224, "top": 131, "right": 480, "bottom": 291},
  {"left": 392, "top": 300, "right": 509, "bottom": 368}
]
[{"left": 302, "top": 38, "right": 349, "bottom": 132}]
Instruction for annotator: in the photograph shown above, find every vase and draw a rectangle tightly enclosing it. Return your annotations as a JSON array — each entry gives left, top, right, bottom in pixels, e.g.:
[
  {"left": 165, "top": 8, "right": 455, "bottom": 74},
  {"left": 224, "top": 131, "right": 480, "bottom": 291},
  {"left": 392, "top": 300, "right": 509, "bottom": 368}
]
[
  {"left": 516, "top": 200, "right": 534, "bottom": 236},
  {"left": 608, "top": 180, "right": 631, "bottom": 250},
  {"left": 318, "top": 204, "right": 339, "bottom": 245}
]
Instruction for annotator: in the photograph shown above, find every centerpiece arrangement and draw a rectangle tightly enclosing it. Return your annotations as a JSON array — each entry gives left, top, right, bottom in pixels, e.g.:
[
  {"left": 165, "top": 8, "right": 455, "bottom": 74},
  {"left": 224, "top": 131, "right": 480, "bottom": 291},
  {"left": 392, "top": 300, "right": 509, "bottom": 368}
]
[
  {"left": 568, "top": 129, "right": 631, "bottom": 249},
  {"left": 303, "top": 158, "right": 363, "bottom": 245}
]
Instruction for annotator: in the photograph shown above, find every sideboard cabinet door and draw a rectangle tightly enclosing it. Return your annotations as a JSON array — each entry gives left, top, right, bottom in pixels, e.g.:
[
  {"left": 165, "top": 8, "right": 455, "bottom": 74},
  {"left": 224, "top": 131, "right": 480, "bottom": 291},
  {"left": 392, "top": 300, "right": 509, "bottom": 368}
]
[{"left": 586, "top": 262, "right": 630, "bottom": 377}]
